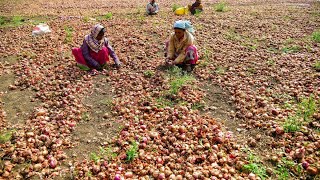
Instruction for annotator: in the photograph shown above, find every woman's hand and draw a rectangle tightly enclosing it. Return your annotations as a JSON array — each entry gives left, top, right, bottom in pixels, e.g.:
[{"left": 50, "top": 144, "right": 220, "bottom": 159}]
[
  {"left": 114, "top": 63, "right": 121, "bottom": 69},
  {"left": 165, "top": 58, "right": 172, "bottom": 65}
]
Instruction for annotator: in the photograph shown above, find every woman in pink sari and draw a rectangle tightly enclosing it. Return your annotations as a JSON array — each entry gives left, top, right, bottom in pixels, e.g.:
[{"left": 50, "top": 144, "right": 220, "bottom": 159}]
[{"left": 72, "top": 24, "right": 121, "bottom": 71}]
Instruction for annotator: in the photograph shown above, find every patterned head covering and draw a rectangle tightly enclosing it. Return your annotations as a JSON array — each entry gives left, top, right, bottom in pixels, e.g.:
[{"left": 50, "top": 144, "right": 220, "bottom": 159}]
[
  {"left": 85, "top": 24, "right": 106, "bottom": 53},
  {"left": 173, "top": 20, "right": 195, "bottom": 34}
]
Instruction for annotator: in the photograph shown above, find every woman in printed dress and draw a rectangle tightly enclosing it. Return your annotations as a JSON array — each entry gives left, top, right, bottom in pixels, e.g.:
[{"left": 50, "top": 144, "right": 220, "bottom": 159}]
[
  {"left": 72, "top": 24, "right": 121, "bottom": 71},
  {"left": 188, "top": 0, "right": 203, "bottom": 15},
  {"left": 165, "top": 20, "right": 199, "bottom": 72},
  {"left": 146, "top": 0, "right": 159, "bottom": 15}
]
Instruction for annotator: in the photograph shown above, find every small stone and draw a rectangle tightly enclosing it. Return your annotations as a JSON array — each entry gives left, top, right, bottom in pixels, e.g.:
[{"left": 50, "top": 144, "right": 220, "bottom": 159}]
[
  {"left": 103, "top": 113, "right": 109, "bottom": 119},
  {"left": 97, "top": 132, "right": 103, "bottom": 136},
  {"left": 209, "top": 106, "right": 217, "bottom": 110},
  {"left": 102, "top": 142, "right": 108, "bottom": 146},
  {"left": 8, "top": 85, "right": 17, "bottom": 90}
]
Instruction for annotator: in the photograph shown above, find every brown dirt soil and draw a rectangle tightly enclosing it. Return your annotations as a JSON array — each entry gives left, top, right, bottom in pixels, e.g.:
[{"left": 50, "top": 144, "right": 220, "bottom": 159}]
[
  {"left": 0, "top": 56, "right": 37, "bottom": 128},
  {"left": 65, "top": 75, "right": 120, "bottom": 162},
  {"left": 203, "top": 82, "right": 274, "bottom": 157},
  {"left": 1, "top": 86, "right": 37, "bottom": 126}
]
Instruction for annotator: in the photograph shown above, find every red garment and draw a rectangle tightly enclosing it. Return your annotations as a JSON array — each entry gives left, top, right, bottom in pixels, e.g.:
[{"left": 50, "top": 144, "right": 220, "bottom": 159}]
[
  {"left": 72, "top": 47, "right": 109, "bottom": 69},
  {"left": 186, "top": 45, "right": 198, "bottom": 64}
]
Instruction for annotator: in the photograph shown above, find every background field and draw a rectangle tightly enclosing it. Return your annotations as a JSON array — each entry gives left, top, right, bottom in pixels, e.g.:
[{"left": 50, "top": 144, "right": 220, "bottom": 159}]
[{"left": 0, "top": 0, "right": 319, "bottom": 179}]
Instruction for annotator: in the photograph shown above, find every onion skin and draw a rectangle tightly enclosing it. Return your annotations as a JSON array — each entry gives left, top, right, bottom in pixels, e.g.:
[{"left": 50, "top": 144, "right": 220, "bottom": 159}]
[
  {"left": 306, "top": 166, "right": 318, "bottom": 175},
  {"left": 302, "top": 161, "right": 309, "bottom": 170},
  {"left": 158, "top": 173, "right": 165, "bottom": 180},
  {"left": 114, "top": 174, "right": 122, "bottom": 180},
  {"left": 124, "top": 171, "right": 133, "bottom": 178},
  {"left": 248, "top": 173, "right": 256, "bottom": 180},
  {"left": 49, "top": 158, "right": 57, "bottom": 168}
]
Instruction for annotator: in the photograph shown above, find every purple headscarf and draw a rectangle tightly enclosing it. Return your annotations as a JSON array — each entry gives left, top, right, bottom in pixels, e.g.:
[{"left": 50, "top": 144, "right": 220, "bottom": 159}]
[{"left": 84, "top": 24, "right": 106, "bottom": 53}]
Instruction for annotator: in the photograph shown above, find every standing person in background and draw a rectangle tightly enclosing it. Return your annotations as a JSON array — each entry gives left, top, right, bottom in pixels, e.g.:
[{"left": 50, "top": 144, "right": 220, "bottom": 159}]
[
  {"left": 146, "top": 0, "right": 159, "bottom": 15},
  {"left": 165, "top": 20, "right": 199, "bottom": 72},
  {"left": 72, "top": 24, "right": 121, "bottom": 71},
  {"left": 188, "top": 0, "right": 203, "bottom": 15}
]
